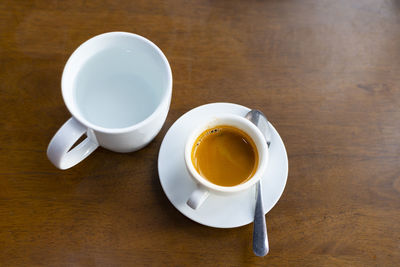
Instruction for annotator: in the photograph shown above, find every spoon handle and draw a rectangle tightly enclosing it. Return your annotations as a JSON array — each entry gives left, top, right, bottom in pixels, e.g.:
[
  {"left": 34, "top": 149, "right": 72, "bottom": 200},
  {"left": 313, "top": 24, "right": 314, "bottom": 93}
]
[{"left": 253, "top": 181, "right": 269, "bottom": 256}]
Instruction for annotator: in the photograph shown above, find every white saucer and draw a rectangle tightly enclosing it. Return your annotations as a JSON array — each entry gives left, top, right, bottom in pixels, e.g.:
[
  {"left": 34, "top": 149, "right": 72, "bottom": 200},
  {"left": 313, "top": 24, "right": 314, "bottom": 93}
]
[{"left": 158, "top": 103, "right": 288, "bottom": 228}]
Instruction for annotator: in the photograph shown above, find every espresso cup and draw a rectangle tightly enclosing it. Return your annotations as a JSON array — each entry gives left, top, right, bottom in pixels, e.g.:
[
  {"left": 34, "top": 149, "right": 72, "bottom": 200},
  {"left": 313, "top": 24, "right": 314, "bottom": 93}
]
[
  {"left": 185, "top": 114, "right": 269, "bottom": 209},
  {"left": 47, "top": 32, "right": 172, "bottom": 169}
]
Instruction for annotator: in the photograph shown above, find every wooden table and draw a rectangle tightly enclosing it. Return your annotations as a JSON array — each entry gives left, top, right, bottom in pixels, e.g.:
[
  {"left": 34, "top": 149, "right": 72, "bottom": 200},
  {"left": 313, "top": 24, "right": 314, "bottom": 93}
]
[{"left": 1, "top": 0, "right": 399, "bottom": 266}]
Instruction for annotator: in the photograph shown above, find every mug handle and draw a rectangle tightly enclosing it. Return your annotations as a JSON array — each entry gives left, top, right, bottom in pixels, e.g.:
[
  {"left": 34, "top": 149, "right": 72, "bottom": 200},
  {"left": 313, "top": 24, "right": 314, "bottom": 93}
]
[
  {"left": 47, "top": 117, "right": 99, "bottom": 169},
  {"left": 187, "top": 186, "right": 210, "bottom": 209}
]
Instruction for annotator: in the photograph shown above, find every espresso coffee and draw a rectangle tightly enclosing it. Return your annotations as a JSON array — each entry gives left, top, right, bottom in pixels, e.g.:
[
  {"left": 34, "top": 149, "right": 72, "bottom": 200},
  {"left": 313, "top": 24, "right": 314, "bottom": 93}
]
[{"left": 191, "top": 125, "right": 258, "bottom": 187}]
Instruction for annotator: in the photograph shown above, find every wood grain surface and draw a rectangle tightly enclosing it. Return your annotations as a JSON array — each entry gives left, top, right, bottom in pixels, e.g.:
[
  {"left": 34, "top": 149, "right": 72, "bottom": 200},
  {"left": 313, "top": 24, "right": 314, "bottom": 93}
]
[{"left": 1, "top": 0, "right": 400, "bottom": 266}]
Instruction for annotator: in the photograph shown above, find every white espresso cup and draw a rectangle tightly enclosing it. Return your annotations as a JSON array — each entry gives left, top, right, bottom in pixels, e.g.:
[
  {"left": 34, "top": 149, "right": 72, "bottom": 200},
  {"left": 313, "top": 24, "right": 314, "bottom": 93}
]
[
  {"left": 47, "top": 32, "right": 172, "bottom": 169},
  {"left": 185, "top": 114, "right": 269, "bottom": 209}
]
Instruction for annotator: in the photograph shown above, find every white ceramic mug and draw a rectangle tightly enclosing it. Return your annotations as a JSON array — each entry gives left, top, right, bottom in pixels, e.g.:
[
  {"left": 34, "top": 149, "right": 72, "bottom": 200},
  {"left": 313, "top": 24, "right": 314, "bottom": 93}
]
[
  {"left": 47, "top": 32, "right": 172, "bottom": 169},
  {"left": 185, "top": 114, "right": 269, "bottom": 209}
]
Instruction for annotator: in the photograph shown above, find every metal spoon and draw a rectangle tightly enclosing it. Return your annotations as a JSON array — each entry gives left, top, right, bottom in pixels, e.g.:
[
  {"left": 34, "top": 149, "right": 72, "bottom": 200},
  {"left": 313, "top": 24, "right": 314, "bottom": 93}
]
[{"left": 245, "top": 109, "right": 271, "bottom": 257}]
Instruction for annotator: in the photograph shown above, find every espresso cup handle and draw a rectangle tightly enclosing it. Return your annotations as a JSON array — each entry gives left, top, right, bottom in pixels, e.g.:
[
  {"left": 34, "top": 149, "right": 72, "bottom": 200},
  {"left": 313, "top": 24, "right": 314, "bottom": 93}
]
[
  {"left": 47, "top": 117, "right": 99, "bottom": 169},
  {"left": 187, "top": 186, "right": 210, "bottom": 209}
]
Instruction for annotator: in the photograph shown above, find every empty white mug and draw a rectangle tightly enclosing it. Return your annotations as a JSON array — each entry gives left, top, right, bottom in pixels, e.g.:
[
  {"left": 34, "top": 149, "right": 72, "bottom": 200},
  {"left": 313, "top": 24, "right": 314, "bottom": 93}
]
[{"left": 47, "top": 32, "right": 172, "bottom": 169}]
